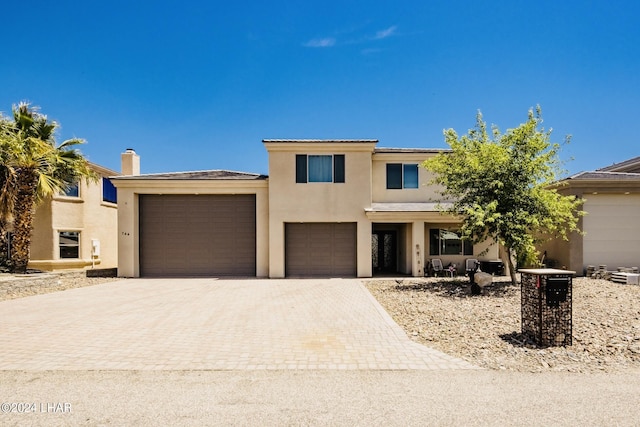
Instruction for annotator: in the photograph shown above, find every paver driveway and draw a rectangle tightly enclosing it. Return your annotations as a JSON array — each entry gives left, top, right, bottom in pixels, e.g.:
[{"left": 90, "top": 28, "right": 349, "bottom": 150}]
[{"left": 0, "top": 278, "right": 477, "bottom": 370}]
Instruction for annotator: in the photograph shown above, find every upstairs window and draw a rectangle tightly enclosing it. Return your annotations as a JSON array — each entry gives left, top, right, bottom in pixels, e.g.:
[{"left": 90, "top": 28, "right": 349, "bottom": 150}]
[
  {"left": 429, "top": 229, "right": 473, "bottom": 256},
  {"left": 296, "top": 154, "right": 345, "bottom": 183},
  {"left": 102, "top": 178, "right": 117, "bottom": 204},
  {"left": 386, "top": 163, "right": 419, "bottom": 189},
  {"left": 61, "top": 183, "right": 79, "bottom": 197}
]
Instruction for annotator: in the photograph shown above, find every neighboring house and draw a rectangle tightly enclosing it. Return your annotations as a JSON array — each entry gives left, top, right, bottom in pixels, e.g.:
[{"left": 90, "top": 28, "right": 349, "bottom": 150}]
[
  {"left": 539, "top": 156, "right": 640, "bottom": 275},
  {"left": 27, "top": 162, "right": 120, "bottom": 271},
  {"left": 112, "top": 140, "right": 500, "bottom": 278}
]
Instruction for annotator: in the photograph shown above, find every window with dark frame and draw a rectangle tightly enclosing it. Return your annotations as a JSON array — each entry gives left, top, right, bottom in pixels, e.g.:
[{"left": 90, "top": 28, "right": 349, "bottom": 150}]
[
  {"left": 429, "top": 229, "right": 473, "bottom": 256},
  {"left": 295, "top": 154, "right": 345, "bottom": 183},
  {"left": 386, "top": 163, "right": 418, "bottom": 189},
  {"left": 59, "top": 231, "right": 80, "bottom": 259},
  {"left": 102, "top": 178, "right": 117, "bottom": 203}
]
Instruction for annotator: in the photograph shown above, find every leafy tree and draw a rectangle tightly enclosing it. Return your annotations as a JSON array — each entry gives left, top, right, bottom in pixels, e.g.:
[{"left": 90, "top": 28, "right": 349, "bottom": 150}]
[
  {"left": 0, "top": 103, "right": 95, "bottom": 273},
  {"left": 0, "top": 123, "right": 16, "bottom": 269},
  {"left": 423, "top": 107, "right": 584, "bottom": 285}
]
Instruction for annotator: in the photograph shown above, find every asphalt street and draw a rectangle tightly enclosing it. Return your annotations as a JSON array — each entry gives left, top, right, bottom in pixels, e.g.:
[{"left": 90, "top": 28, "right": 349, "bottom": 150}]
[{"left": 1, "top": 370, "right": 639, "bottom": 426}]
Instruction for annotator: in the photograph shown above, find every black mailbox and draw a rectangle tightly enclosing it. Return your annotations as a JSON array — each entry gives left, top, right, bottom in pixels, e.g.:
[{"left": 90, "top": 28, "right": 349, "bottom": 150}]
[{"left": 545, "top": 277, "right": 569, "bottom": 307}]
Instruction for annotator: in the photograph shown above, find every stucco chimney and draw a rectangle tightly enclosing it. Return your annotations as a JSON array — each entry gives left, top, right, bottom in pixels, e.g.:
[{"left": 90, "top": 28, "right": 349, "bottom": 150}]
[{"left": 121, "top": 148, "right": 140, "bottom": 176}]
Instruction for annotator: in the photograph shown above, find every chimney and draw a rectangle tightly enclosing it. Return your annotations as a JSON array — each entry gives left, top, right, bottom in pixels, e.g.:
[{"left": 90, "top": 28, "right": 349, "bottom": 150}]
[{"left": 121, "top": 148, "right": 140, "bottom": 176}]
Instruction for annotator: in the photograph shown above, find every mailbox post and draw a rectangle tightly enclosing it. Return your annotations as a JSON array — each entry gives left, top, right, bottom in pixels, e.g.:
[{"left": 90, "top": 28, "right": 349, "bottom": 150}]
[{"left": 519, "top": 268, "right": 575, "bottom": 347}]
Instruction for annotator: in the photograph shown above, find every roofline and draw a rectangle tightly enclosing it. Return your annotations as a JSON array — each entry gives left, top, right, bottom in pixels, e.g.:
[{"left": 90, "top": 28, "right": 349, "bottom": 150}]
[
  {"left": 373, "top": 147, "right": 451, "bottom": 154},
  {"left": 597, "top": 156, "right": 640, "bottom": 172},
  {"left": 552, "top": 170, "right": 640, "bottom": 193},
  {"left": 88, "top": 161, "right": 120, "bottom": 176},
  {"left": 111, "top": 169, "right": 268, "bottom": 180},
  {"left": 563, "top": 171, "right": 640, "bottom": 180},
  {"left": 263, "top": 139, "right": 379, "bottom": 143}
]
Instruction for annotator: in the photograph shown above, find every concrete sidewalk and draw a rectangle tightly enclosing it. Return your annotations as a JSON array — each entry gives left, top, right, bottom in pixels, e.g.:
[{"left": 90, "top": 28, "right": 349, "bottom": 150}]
[{"left": 0, "top": 278, "right": 475, "bottom": 370}]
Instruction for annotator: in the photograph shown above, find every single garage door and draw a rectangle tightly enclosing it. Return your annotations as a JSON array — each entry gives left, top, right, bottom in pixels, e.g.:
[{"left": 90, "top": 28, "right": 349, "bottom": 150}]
[
  {"left": 583, "top": 194, "right": 640, "bottom": 269},
  {"left": 139, "top": 194, "right": 256, "bottom": 277},
  {"left": 285, "top": 222, "right": 357, "bottom": 277}
]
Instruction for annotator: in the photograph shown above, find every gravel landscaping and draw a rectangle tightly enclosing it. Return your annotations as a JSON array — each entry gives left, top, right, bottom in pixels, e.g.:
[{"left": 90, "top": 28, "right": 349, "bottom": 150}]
[
  {"left": 0, "top": 270, "right": 120, "bottom": 301},
  {"left": 365, "top": 276, "right": 640, "bottom": 373}
]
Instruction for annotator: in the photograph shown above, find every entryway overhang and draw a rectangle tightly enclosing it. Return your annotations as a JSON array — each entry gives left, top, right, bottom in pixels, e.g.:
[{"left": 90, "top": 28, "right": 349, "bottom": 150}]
[{"left": 364, "top": 202, "right": 458, "bottom": 222}]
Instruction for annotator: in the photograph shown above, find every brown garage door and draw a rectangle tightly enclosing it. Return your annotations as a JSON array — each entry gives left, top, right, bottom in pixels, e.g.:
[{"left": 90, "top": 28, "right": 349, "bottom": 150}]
[
  {"left": 139, "top": 194, "right": 256, "bottom": 277},
  {"left": 285, "top": 222, "right": 357, "bottom": 277}
]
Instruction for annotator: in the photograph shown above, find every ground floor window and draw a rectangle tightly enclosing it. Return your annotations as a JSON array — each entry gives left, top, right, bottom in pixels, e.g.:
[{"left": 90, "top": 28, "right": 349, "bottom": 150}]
[
  {"left": 429, "top": 229, "right": 473, "bottom": 256},
  {"left": 59, "top": 231, "right": 80, "bottom": 259}
]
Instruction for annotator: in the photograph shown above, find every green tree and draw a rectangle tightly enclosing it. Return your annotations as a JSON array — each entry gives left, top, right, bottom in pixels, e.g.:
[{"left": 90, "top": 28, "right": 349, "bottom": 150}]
[
  {"left": 0, "top": 122, "right": 17, "bottom": 270},
  {"left": 0, "top": 103, "right": 95, "bottom": 273},
  {"left": 423, "top": 107, "right": 584, "bottom": 285}
]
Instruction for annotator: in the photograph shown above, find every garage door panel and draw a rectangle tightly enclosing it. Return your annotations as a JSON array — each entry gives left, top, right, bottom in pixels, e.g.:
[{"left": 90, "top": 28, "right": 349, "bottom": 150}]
[
  {"left": 285, "top": 223, "right": 357, "bottom": 277},
  {"left": 583, "top": 194, "right": 640, "bottom": 268},
  {"left": 140, "top": 194, "right": 256, "bottom": 277}
]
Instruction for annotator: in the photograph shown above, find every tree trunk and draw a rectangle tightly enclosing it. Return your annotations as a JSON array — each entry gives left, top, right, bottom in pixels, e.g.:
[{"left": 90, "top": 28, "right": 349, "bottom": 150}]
[
  {"left": 505, "top": 246, "right": 518, "bottom": 286},
  {"left": 10, "top": 169, "right": 38, "bottom": 274},
  {"left": 0, "top": 219, "right": 9, "bottom": 271}
]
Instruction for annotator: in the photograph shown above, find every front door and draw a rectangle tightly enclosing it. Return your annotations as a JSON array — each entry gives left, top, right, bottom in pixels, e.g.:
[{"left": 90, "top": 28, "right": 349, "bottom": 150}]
[{"left": 372, "top": 231, "right": 397, "bottom": 274}]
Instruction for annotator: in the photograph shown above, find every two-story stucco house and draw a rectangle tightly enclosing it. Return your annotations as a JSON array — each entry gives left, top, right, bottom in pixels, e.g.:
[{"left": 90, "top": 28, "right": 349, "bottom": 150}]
[
  {"left": 28, "top": 162, "right": 120, "bottom": 271},
  {"left": 112, "top": 140, "right": 500, "bottom": 278}
]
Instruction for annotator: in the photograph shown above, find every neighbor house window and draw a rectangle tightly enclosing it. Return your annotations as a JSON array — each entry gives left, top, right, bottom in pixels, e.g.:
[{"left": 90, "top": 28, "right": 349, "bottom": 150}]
[
  {"left": 102, "top": 178, "right": 117, "bottom": 203},
  {"left": 296, "top": 154, "right": 345, "bottom": 183},
  {"left": 429, "top": 229, "right": 473, "bottom": 256},
  {"left": 59, "top": 231, "right": 80, "bottom": 259},
  {"left": 62, "top": 183, "right": 79, "bottom": 197},
  {"left": 386, "top": 164, "right": 419, "bottom": 189}
]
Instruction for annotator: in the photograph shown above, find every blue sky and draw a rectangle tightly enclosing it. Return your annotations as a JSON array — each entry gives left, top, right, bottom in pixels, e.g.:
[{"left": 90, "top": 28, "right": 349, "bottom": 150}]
[{"left": 2, "top": 1, "right": 638, "bottom": 176}]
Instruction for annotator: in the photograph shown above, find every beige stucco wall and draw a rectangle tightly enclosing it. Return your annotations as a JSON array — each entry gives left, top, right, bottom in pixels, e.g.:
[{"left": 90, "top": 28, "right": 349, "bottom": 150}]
[
  {"left": 537, "top": 231, "right": 573, "bottom": 271},
  {"left": 29, "top": 170, "right": 118, "bottom": 271},
  {"left": 424, "top": 222, "right": 499, "bottom": 275},
  {"left": 113, "top": 179, "right": 269, "bottom": 278},
  {"left": 265, "top": 141, "right": 377, "bottom": 278},
  {"left": 372, "top": 152, "right": 443, "bottom": 203}
]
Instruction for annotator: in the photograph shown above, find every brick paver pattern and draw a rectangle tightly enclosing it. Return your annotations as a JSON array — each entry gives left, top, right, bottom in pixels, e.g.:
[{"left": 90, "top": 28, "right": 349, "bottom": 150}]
[{"left": 0, "top": 278, "right": 478, "bottom": 370}]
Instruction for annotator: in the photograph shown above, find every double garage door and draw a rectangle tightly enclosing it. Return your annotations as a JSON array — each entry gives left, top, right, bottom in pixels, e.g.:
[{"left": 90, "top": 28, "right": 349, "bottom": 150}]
[
  {"left": 285, "top": 222, "right": 357, "bottom": 277},
  {"left": 139, "top": 195, "right": 356, "bottom": 277},
  {"left": 139, "top": 194, "right": 256, "bottom": 277}
]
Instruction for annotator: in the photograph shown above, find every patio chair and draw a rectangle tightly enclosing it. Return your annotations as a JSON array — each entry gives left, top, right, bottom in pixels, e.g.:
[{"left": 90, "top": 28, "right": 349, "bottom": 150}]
[
  {"left": 465, "top": 258, "right": 479, "bottom": 274},
  {"left": 431, "top": 258, "right": 444, "bottom": 277}
]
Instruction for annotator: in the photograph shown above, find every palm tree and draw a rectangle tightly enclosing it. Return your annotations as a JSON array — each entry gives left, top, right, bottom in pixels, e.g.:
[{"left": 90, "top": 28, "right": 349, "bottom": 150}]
[
  {"left": 1, "top": 103, "right": 95, "bottom": 273},
  {"left": 0, "top": 121, "right": 17, "bottom": 270}
]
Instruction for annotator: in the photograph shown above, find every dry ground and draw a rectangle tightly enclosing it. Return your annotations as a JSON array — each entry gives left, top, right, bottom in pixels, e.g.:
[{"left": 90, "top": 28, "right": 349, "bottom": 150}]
[
  {"left": 0, "top": 270, "right": 120, "bottom": 301},
  {"left": 365, "top": 276, "right": 640, "bottom": 372}
]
